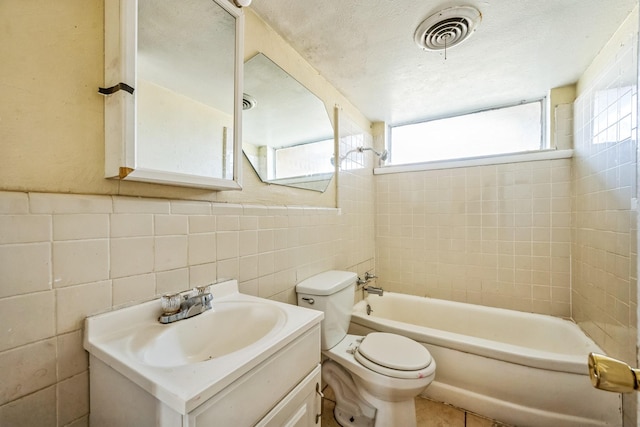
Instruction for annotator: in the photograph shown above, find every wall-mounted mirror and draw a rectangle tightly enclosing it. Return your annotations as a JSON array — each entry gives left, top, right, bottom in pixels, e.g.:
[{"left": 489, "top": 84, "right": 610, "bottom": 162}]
[
  {"left": 242, "top": 54, "right": 335, "bottom": 192},
  {"left": 103, "top": 0, "right": 243, "bottom": 190}
]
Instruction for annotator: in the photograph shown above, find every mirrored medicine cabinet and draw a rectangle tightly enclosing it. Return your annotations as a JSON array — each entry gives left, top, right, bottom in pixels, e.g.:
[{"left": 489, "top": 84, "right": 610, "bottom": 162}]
[
  {"left": 103, "top": 0, "right": 244, "bottom": 190},
  {"left": 242, "top": 54, "right": 336, "bottom": 192}
]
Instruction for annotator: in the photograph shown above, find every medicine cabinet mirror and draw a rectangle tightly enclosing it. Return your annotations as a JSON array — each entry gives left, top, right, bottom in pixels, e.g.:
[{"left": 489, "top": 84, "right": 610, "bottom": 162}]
[
  {"left": 242, "top": 54, "right": 335, "bottom": 192},
  {"left": 103, "top": 0, "right": 243, "bottom": 190}
]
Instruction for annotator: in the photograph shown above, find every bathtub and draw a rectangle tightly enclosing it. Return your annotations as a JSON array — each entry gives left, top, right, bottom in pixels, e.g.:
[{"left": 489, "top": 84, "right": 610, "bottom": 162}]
[{"left": 349, "top": 292, "right": 621, "bottom": 427}]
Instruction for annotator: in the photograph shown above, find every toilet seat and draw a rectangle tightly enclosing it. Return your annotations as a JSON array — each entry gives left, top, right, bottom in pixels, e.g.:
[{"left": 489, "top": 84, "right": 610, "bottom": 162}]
[{"left": 354, "top": 332, "right": 433, "bottom": 379}]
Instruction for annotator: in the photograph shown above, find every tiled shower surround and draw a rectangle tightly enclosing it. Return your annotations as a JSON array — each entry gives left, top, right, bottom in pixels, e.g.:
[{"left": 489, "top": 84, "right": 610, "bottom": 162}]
[
  {"left": 376, "top": 10, "right": 638, "bottom": 358},
  {"left": 573, "top": 14, "right": 639, "bottom": 426},
  {"left": 572, "top": 15, "right": 638, "bottom": 366},
  {"left": 375, "top": 158, "right": 573, "bottom": 317}
]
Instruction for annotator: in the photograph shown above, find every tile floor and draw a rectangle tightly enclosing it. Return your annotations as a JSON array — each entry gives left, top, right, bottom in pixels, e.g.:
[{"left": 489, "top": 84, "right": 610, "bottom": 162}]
[{"left": 321, "top": 385, "right": 511, "bottom": 427}]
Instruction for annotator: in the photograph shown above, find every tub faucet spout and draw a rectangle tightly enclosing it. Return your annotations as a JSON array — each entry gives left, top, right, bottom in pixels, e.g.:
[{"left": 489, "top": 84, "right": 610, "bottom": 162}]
[{"left": 364, "top": 285, "right": 384, "bottom": 296}]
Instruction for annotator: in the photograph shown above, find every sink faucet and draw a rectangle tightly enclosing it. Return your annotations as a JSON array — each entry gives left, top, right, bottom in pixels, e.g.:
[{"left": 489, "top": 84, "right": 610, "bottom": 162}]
[{"left": 159, "top": 286, "right": 213, "bottom": 324}]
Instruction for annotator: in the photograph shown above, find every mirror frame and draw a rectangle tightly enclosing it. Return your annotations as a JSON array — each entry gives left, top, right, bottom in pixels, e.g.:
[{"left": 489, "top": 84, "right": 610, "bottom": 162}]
[{"left": 103, "top": 0, "right": 243, "bottom": 190}]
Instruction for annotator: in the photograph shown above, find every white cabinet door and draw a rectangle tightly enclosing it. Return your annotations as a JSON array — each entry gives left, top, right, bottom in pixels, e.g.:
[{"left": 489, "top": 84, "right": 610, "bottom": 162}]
[
  {"left": 187, "top": 327, "right": 321, "bottom": 426},
  {"left": 256, "top": 365, "right": 322, "bottom": 427}
]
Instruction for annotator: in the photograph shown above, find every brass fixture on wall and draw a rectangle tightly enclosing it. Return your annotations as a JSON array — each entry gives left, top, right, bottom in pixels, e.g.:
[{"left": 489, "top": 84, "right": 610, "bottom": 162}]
[{"left": 588, "top": 353, "right": 640, "bottom": 393}]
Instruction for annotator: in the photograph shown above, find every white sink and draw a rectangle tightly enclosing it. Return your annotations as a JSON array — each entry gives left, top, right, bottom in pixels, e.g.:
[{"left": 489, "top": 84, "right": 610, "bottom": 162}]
[
  {"left": 129, "top": 301, "right": 286, "bottom": 367},
  {"left": 84, "top": 279, "right": 323, "bottom": 415}
]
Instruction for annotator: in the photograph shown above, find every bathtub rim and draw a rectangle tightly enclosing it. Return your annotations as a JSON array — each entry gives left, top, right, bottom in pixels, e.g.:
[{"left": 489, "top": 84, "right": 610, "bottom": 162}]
[{"left": 351, "top": 295, "right": 603, "bottom": 376}]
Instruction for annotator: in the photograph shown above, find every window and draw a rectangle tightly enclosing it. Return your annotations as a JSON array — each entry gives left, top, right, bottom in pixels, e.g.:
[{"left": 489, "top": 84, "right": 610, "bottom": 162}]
[
  {"left": 389, "top": 100, "right": 544, "bottom": 165},
  {"left": 274, "top": 139, "right": 334, "bottom": 179}
]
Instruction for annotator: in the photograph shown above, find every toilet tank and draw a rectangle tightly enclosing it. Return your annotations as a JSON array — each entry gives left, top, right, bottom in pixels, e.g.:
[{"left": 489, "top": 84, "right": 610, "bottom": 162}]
[{"left": 296, "top": 271, "right": 357, "bottom": 350}]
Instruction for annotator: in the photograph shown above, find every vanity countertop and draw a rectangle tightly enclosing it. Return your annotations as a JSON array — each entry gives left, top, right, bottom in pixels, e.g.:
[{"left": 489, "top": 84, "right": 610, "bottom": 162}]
[{"left": 84, "top": 280, "right": 323, "bottom": 414}]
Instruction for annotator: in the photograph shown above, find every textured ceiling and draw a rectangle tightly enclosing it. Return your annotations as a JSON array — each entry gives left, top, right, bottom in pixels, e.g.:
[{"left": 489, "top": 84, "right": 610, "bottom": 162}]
[{"left": 249, "top": 0, "right": 637, "bottom": 125}]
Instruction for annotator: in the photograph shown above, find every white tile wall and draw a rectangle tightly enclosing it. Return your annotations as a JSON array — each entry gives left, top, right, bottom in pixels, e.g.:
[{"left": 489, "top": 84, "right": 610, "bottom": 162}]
[
  {"left": 0, "top": 338, "right": 56, "bottom": 405},
  {"left": 337, "top": 111, "right": 377, "bottom": 279},
  {"left": 0, "top": 148, "right": 376, "bottom": 424},
  {"left": 56, "top": 371, "right": 88, "bottom": 426},
  {"left": 0, "top": 243, "right": 51, "bottom": 297},
  {"left": 0, "top": 386, "right": 57, "bottom": 426},
  {"left": 112, "top": 273, "right": 155, "bottom": 307},
  {"left": 53, "top": 240, "right": 110, "bottom": 287},
  {"left": 375, "top": 158, "right": 572, "bottom": 316},
  {"left": 572, "top": 22, "right": 638, "bottom": 365},
  {"left": 110, "top": 237, "right": 155, "bottom": 278},
  {"left": 0, "top": 292, "right": 55, "bottom": 352}
]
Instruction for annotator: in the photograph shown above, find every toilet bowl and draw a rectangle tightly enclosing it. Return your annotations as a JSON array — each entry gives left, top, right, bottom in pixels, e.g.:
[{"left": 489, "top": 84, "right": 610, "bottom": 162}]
[
  {"left": 296, "top": 270, "right": 436, "bottom": 427},
  {"left": 323, "top": 333, "right": 435, "bottom": 427}
]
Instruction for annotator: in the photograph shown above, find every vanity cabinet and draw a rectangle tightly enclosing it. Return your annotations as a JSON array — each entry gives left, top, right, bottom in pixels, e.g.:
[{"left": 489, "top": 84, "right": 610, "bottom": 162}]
[
  {"left": 186, "top": 327, "right": 322, "bottom": 426},
  {"left": 85, "top": 280, "right": 324, "bottom": 427},
  {"left": 255, "top": 366, "right": 321, "bottom": 427},
  {"left": 89, "top": 325, "right": 322, "bottom": 427}
]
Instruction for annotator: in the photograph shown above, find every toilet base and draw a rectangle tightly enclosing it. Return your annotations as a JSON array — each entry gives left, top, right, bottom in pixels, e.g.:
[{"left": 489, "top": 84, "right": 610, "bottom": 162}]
[
  {"left": 323, "top": 359, "right": 420, "bottom": 427},
  {"left": 356, "top": 384, "right": 418, "bottom": 427},
  {"left": 323, "top": 360, "right": 377, "bottom": 426},
  {"left": 333, "top": 406, "right": 375, "bottom": 427}
]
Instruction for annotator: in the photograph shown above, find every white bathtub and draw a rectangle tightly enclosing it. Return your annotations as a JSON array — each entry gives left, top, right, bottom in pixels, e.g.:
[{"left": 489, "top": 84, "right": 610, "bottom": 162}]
[{"left": 349, "top": 292, "right": 621, "bottom": 427}]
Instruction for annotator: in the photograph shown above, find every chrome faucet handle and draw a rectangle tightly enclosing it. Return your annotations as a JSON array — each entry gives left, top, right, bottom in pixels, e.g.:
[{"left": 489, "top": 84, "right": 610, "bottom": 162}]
[
  {"left": 198, "top": 291, "right": 214, "bottom": 309},
  {"left": 195, "top": 285, "right": 210, "bottom": 295},
  {"left": 161, "top": 293, "right": 181, "bottom": 315},
  {"left": 364, "top": 271, "right": 378, "bottom": 281}
]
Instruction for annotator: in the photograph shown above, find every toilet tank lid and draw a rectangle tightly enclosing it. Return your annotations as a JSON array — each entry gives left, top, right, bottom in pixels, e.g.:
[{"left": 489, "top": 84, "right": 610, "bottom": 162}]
[{"left": 296, "top": 270, "right": 357, "bottom": 295}]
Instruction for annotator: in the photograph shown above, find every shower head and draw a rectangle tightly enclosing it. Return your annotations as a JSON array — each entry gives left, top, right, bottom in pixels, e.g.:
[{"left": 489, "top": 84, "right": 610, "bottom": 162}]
[
  {"left": 334, "top": 146, "right": 388, "bottom": 167},
  {"left": 357, "top": 146, "right": 388, "bottom": 161}
]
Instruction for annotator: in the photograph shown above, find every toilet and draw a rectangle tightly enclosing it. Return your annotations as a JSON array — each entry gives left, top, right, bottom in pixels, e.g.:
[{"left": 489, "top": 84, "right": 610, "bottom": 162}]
[{"left": 296, "top": 270, "right": 435, "bottom": 427}]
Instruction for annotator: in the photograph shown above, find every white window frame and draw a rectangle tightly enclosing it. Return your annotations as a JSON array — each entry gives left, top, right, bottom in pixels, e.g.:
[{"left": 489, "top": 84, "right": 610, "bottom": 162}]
[{"left": 384, "top": 99, "right": 555, "bottom": 172}]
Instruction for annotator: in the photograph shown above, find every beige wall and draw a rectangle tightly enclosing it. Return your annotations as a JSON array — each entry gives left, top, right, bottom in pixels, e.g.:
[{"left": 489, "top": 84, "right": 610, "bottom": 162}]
[
  {"left": 0, "top": 1, "right": 375, "bottom": 425},
  {"left": 0, "top": 1, "right": 370, "bottom": 206}
]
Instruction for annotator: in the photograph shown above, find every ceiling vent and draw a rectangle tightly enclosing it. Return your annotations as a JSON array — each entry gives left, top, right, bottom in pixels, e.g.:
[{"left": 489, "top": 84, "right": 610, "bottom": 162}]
[
  {"left": 243, "top": 93, "right": 257, "bottom": 111},
  {"left": 414, "top": 6, "right": 482, "bottom": 51}
]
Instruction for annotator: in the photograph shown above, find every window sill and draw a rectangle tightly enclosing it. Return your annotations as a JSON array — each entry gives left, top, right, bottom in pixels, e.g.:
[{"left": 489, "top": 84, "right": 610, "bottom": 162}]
[{"left": 373, "top": 149, "right": 573, "bottom": 175}]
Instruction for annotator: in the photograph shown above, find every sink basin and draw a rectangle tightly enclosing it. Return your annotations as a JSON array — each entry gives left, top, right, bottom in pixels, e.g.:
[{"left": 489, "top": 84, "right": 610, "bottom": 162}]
[
  {"left": 84, "top": 279, "right": 323, "bottom": 415},
  {"left": 129, "top": 301, "right": 286, "bottom": 367}
]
